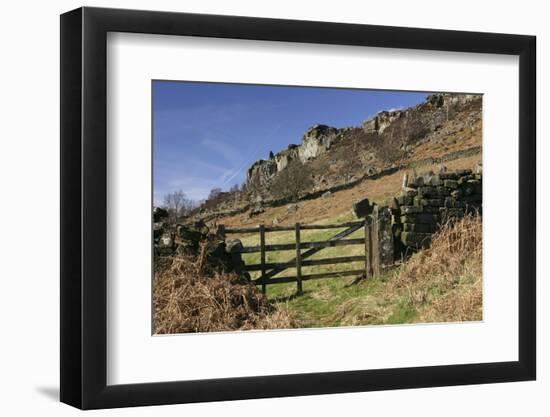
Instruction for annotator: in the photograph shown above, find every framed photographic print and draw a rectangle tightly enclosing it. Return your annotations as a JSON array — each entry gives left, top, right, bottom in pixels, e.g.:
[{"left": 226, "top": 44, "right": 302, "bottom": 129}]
[{"left": 60, "top": 7, "right": 536, "bottom": 409}]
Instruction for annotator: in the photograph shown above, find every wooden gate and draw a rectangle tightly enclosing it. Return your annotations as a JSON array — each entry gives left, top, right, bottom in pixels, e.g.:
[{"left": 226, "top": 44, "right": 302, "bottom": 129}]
[{"left": 219, "top": 220, "right": 374, "bottom": 294}]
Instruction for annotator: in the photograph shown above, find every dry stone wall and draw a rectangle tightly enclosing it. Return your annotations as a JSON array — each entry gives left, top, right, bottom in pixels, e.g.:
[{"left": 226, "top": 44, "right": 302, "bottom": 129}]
[
  {"left": 355, "top": 165, "right": 483, "bottom": 272},
  {"left": 153, "top": 214, "right": 250, "bottom": 279},
  {"left": 390, "top": 166, "right": 482, "bottom": 254}
]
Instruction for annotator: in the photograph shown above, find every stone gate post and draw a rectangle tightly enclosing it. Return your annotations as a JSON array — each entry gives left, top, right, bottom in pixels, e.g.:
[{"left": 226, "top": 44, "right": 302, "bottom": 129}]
[{"left": 370, "top": 205, "right": 394, "bottom": 277}]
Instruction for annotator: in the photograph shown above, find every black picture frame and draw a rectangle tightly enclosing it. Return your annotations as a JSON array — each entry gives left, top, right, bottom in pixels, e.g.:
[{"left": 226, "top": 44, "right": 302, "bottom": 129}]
[{"left": 60, "top": 6, "right": 536, "bottom": 410}]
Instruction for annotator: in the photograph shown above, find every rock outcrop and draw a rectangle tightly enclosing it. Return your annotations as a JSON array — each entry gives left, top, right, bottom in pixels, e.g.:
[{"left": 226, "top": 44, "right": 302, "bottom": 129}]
[
  {"left": 362, "top": 94, "right": 478, "bottom": 146},
  {"left": 298, "top": 124, "right": 339, "bottom": 162},
  {"left": 244, "top": 93, "right": 481, "bottom": 200}
]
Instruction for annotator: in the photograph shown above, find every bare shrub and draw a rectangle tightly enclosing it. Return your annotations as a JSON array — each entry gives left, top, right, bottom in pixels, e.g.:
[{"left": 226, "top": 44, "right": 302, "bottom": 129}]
[
  {"left": 153, "top": 246, "right": 296, "bottom": 334},
  {"left": 201, "top": 189, "right": 238, "bottom": 211},
  {"left": 391, "top": 213, "right": 482, "bottom": 322},
  {"left": 163, "top": 190, "right": 196, "bottom": 223}
]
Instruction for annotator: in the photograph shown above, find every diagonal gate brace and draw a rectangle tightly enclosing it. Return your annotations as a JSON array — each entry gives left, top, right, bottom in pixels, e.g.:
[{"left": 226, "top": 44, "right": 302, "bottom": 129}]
[{"left": 261, "top": 222, "right": 364, "bottom": 280}]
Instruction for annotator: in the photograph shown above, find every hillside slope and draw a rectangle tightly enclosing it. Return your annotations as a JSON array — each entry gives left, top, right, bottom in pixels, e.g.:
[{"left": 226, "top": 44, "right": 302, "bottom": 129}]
[
  {"left": 246, "top": 93, "right": 481, "bottom": 198},
  {"left": 193, "top": 93, "right": 482, "bottom": 225}
]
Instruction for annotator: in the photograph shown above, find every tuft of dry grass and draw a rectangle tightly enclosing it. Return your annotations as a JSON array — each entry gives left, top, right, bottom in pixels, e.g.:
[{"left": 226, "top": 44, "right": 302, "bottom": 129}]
[
  {"left": 391, "top": 213, "right": 483, "bottom": 322},
  {"left": 153, "top": 245, "right": 296, "bottom": 334},
  {"left": 324, "top": 297, "right": 383, "bottom": 326}
]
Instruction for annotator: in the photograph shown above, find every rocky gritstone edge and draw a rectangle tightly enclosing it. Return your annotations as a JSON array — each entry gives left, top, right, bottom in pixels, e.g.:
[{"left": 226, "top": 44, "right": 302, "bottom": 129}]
[{"left": 194, "top": 145, "right": 482, "bottom": 223}]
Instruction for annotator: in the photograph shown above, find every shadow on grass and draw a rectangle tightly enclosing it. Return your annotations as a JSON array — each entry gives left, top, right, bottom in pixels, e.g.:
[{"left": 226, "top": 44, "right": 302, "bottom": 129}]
[{"left": 269, "top": 290, "right": 308, "bottom": 303}]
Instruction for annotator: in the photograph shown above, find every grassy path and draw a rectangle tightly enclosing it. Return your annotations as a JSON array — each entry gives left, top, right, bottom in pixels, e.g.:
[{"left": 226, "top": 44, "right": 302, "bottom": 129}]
[
  {"left": 263, "top": 272, "right": 418, "bottom": 328},
  {"left": 230, "top": 211, "right": 418, "bottom": 328}
]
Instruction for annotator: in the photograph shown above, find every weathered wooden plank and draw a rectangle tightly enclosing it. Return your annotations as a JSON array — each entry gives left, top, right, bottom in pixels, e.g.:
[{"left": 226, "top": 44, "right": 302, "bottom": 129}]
[
  {"left": 244, "top": 255, "right": 365, "bottom": 271},
  {"left": 238, "top": 238, "right": 364, "bottom": 253},
  {"left": 224, "top": 221, "right": 364, "bottom": 234},
  {"left": 291, "top": 221, "right": 364, "bottom": 231},
  {"left": 253, "top": 269, "right": 365, "bottom": 285},
  {"left": 295, "top": 223, "right": 303, "bottom": 294},
  {"left": 223, "top": 226, "right": 263, "bottom": 234},
  {"left": 259, "top": 224, "right": 266, "bottom": 294}
]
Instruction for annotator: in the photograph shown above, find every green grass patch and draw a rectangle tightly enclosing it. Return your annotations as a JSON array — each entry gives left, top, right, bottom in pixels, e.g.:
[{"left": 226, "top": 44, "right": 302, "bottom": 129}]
[
  {"left": 258, "top": 269, "right": 421, "bottom": 328},
  {"left": 229, "top": 212, "right": 421, "bottom": 328},
  {"left": 386, "top": 301, "right": 417, "bottom": 324},
  {"left": 228, "top": 211, "right": 480, "bottom": 328}
]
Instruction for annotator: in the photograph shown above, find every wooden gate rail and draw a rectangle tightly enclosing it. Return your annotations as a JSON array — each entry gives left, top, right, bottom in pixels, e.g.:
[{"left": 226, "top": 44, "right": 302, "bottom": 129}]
[
  {"left": 222, "top": 221, "right": 364, "bottom": 234},
  {"left": 243, "top": 255, "right": 365, "bottom": 271},
  {"left": 261, "top": 222, "right": 364, "bottom": 282},
  {"left": 237, "top": 238, "right": 364, "bottom": 253},
  {"left": 222, "top": 220, "right": 373, "bottom": 295},
  {"left": 253, "top": 269, "right": 366, "bottom": 285}
]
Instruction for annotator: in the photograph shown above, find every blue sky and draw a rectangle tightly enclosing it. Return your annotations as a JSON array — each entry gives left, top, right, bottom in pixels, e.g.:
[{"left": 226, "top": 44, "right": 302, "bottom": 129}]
[{"left": 153, "top": 81, "right": 428, "bottom": 204}]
